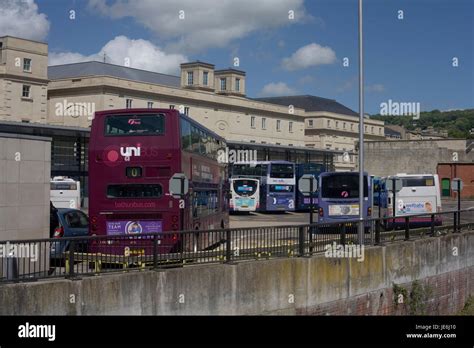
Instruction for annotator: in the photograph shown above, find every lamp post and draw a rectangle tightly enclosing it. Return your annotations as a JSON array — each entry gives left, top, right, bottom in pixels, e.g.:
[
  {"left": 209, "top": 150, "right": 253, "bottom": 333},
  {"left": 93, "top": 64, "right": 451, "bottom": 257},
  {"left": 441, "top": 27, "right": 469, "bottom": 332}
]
[{"left": 358, "top": 0, "right": 365, "bottom": 245}]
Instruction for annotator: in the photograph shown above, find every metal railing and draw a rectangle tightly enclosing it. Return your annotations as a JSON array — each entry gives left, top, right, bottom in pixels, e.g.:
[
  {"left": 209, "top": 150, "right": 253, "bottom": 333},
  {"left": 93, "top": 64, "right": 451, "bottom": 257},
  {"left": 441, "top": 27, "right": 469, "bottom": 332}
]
[{"left": 0, "top": 209, "right": 472, "bottom": 284}]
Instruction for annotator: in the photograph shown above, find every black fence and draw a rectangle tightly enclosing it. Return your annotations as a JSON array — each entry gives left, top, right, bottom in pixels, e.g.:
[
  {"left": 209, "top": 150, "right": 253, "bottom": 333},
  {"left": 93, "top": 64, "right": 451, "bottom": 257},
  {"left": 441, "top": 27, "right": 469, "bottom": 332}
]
[{"left": 0, "top": 209, "right": 472, "bottom": 284}]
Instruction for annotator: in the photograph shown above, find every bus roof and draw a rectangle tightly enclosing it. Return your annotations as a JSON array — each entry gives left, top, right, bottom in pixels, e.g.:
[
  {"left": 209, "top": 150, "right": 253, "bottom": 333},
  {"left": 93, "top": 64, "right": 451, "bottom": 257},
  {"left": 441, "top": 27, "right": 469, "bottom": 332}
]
[
  {"left": 230, "top": 177, "right": 259, "bottom": 182},
  {"left": 387, "top": 173, "right": 438, "bottom": 178},
  {"left": 92, "top": 108, "right": 226, "bottom": 143},
  {"left": 320, "top": 171, "right": 368, "bottom": 176},
  {"left": 233, "top": 160, "right": 294, "bottom": 165}
]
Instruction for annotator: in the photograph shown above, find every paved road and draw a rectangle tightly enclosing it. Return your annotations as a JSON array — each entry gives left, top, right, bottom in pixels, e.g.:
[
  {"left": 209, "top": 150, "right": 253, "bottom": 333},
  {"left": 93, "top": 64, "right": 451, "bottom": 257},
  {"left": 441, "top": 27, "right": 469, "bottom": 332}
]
[{"left": 230, "top": 199, "right": 474, "bottom": 229}]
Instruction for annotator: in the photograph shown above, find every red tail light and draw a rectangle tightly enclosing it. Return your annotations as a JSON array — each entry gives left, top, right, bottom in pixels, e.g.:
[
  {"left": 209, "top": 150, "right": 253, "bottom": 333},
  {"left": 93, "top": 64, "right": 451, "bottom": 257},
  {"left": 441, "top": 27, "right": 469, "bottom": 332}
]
[
  {"left": 91, "top": 216, "right": 98, "bottom": 224},
  {"left": 171, "top": 215, "right": 179, "bottom": 223},
  {"left": 172, "top": 234, "right": 178, "bottom": 241},
  {"left": 54, "top": 226, "right": 64, "bottom": 238},
  {"left": 319, "top": 207, "right": 324, "bottom": 217}
]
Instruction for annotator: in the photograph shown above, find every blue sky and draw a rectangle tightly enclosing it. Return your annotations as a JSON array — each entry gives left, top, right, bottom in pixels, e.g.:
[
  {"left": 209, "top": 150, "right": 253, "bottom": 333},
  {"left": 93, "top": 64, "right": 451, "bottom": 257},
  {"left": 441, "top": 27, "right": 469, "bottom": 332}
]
[{"left": 6, "top": 0, "right": 474, "bottom": 114}]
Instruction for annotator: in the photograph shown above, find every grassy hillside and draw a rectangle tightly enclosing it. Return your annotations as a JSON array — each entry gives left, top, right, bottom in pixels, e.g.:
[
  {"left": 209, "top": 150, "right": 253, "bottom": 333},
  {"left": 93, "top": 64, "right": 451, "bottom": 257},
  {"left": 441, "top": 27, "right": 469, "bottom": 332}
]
[{"left": 370, "top": 109, "right": 474, "bottom": 139}]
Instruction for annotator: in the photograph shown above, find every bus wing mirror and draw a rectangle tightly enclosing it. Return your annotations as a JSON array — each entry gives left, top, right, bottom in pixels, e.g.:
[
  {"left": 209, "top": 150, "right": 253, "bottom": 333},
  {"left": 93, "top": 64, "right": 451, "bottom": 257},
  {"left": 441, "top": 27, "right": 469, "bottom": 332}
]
[{"left": 169, "top": 174, "right": 189, "bottom": 198}]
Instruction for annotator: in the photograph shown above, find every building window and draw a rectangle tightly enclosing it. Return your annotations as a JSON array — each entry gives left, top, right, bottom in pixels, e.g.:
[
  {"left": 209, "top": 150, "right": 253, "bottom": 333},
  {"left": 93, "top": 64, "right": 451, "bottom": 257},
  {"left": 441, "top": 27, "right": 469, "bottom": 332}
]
[
  {"left": 276, "top": 120, "right": 281, "bottom": 132},
  {"left": 22, "top": 85, "right": 31, "bottom": 98},
  {"left": 236, "top": 78, "right": 240, "bottom": 92},
  {"left": 308, "top": 120, "right": 313, "bottom": 127},
  {"left": 371, "top": 126, "right": 374, "bottom": 133},
  {"left": 351, "top": 124, "right": 354, "bottom": 130},
  {"left": 147, "top": 102, "right": 153, "bottom": 108},
  {"left": 251, "top": 116, "right": 256, "bottom": 128},
  {"left": 343, "top": 122, "right": 346, "bottom": 129},
  {"left": 184, "top": 107, "right": 190, "bottom": 116},
  {"left": 250, "top": 140, "right": 256, "bottom": 143},
  {"left": 220, "top": 78, "right": 227, "bottom": 91},
  {"left": 203, "top": 71, "right": 208, "bottom": 86},
  {"left": 289, "top": 121, "right": 293, "bottom": 133},
  {"left": 126, "top": 99, "right": 132, "bottom": 108},
  {"left": 327, "top": 120, "right": 331, "bottom": 128},
  {"left": 187, "top": 71, "right": 194, "bottom": 85},
  {"left": 336, "top": 121, "right": 339, "bottom": 128},
  {"left": 379, "top": 128, "right": 382, "bottom": 134},
  {"left": 23, "top": 58, "right": 32, "bottom": 72},
  {"left": 262, "top": 118, "right": 266, "bottom": 130},
  {"left": 365, "top": 125, "right": 368, "bottom": 132},
  {"left": 169, "top": 105, "right": 175, "bottom": 110}
]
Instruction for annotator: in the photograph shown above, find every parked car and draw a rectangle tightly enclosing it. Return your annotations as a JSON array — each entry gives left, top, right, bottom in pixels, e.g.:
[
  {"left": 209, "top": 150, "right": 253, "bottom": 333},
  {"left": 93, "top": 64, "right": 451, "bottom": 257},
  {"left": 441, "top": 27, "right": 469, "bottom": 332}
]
[{"left": 50, "top": 208, "right": 89, "bottom": 264}]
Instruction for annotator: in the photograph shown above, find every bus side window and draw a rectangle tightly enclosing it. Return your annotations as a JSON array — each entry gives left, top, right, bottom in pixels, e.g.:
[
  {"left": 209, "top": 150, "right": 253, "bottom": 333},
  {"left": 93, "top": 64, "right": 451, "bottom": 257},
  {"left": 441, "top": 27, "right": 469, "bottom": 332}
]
[
  {"left": 191, "top": 126, "right": 200, "bottom": 153},
  {"left": 181, "top": 119, "right": 192, "bottom": 151},
  {"left": 199, "top": 130, "right": 207, "bottom": 155}
]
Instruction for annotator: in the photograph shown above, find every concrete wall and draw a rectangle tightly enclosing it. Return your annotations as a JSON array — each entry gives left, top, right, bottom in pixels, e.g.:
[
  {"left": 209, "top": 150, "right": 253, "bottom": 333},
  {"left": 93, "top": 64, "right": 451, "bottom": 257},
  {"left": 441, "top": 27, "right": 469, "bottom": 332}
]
[
  {"left": 0, "top": 133, "right": 51, "bottom": 277},
  {"left": 364, "top": 139, "right": 473, "bottom": 177},
  {"left": 0, "top": 230, "right": 472, "bottom": 315}
]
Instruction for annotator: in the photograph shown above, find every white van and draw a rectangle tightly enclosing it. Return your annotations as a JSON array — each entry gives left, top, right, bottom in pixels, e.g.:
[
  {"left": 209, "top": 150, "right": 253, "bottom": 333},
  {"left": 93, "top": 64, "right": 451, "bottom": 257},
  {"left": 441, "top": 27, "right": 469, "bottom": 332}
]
[{"left": 380, "top": 174, "right": 442, "bottom": 227}]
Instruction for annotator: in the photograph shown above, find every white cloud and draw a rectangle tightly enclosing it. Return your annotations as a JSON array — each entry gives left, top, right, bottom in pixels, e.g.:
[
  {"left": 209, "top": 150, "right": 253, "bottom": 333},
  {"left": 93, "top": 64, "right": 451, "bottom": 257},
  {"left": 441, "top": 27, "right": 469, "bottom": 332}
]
[
  {"left": 87, "top": 0, "right": 313, "bottom": 52},
  {"left": 49, "top": 36, "right": 188, "bottom": 75},
  {"left": 298, "top": 75, "right": 315, "bottom": 85},
  {"left": 260, "top": 82, "right": 297, "bottom": 97},
  {"left": 282, "top": 43, "right": 336, "bottom": 71},
  {"left": 0, "top": 0, "right": 49, "bottom": 41},
  {"left": 367, "top": 84, "right": 385, "bottom": 92}
]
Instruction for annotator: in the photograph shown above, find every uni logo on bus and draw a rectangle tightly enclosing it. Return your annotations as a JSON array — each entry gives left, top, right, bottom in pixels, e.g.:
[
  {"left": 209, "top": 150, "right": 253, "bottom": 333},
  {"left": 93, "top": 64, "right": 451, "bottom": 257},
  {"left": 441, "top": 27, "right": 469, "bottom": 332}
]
[{"left": 120, "top": 145, "right": 141, "bottom": 158}]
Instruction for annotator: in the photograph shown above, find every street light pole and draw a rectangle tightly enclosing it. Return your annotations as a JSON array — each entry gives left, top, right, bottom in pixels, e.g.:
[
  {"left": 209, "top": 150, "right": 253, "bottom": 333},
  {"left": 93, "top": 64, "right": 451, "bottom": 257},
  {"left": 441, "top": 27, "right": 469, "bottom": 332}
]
[{"left": 358, "top": 0, "right": 365, "bottom": 245}]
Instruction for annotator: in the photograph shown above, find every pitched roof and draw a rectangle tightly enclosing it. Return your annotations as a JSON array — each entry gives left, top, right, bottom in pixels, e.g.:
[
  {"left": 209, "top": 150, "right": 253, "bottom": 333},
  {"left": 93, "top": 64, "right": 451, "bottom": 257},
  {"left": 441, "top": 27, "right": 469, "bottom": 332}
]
[
  {"left": 253, "top": 95, "right": 358, "bottom": 116},
  {"left": 48, "top": 61, "right": 181, "bottom": 87}
]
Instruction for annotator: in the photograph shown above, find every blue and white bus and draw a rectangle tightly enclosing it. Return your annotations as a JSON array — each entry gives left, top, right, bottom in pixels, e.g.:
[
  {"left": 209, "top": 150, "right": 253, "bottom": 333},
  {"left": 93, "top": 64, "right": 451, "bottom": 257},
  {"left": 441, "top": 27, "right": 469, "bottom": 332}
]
[
  {"left": 295, "top": 163, "right": 326, "bottom": 211},
  {"left": 229, "top": 178, "right": 260, "bottom": 212},
  {"left": 231, "top": 161, "right": 296, "bottom": 212},
  {"left": 317, "top": 172, "right": 372, "bottom": 231}
]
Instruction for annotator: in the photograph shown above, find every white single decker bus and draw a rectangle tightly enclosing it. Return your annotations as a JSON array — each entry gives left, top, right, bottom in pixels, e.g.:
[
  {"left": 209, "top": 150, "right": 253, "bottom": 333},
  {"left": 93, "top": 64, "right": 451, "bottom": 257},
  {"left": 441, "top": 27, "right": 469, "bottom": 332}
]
[
  {"left": 229, "top": 178, "right": 260, "bottom": 212},
  {"left": 380, "top": 173, "right": 442, "bottom": 228},
  {"left": 50, "top": 176, "right": 81, "bottom": 209}
]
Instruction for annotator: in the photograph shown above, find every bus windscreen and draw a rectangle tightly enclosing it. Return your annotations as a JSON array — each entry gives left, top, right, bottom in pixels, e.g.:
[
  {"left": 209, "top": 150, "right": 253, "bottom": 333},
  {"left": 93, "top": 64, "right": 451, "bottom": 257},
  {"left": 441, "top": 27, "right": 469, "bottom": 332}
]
[
  {"left": 105, "top": 114, "right": 165, "bottom": 136},
  {"left": 321, "top": 174, "right": 368, "bottom": 199},
  {"left": 401, "top": 176, "right": 434, "bottom": 187},
  {"left": 232, "top": 164, "right": 267, "bottom": 177},
  {"left": 270, "top": 164, "right": 294, "bottom": 178},
  {"left": 51, "top": 183, "right": 77, "bottom": 190},
  {"left": 233, "top": 180, "right": 258, "bottom": 196},
  {"left": 107, "top": 184, "right": 163, "bottom": 198}
]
